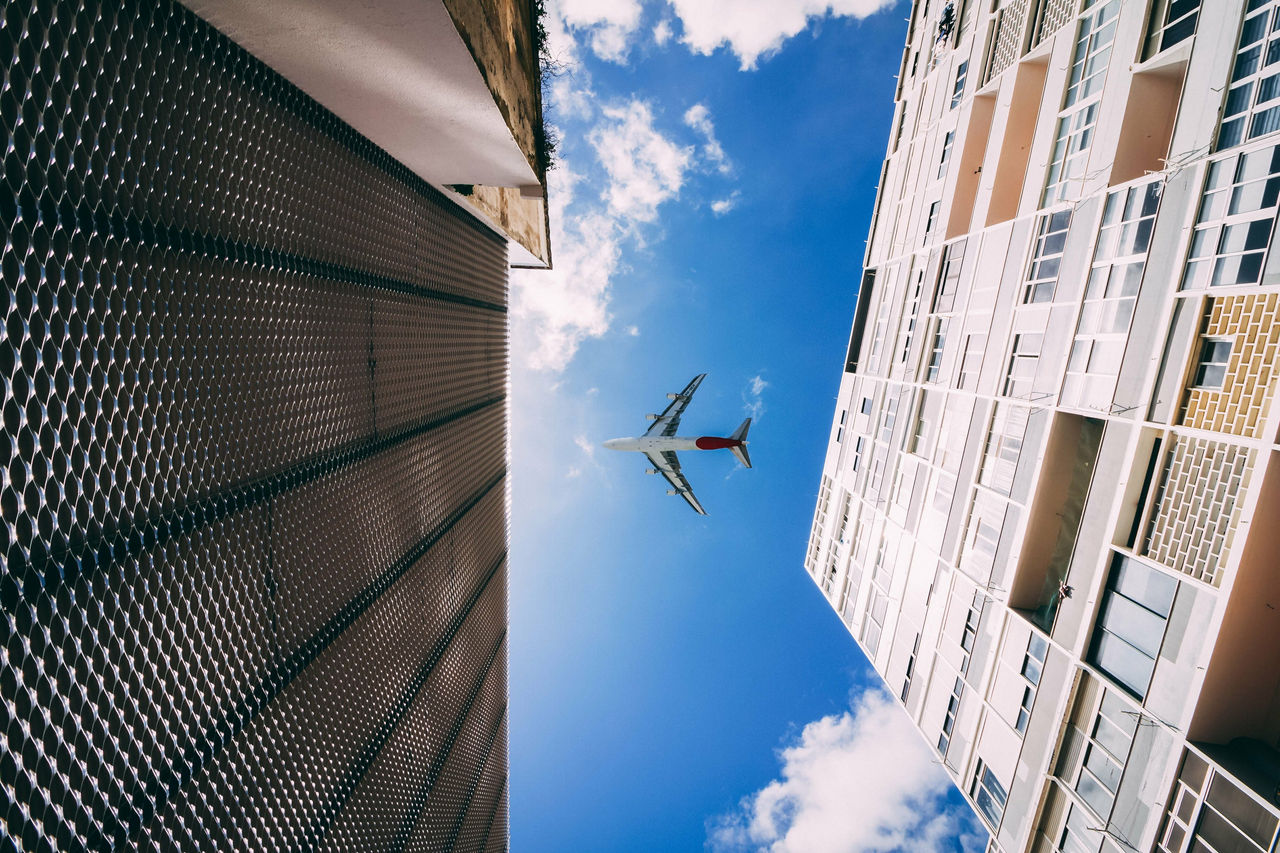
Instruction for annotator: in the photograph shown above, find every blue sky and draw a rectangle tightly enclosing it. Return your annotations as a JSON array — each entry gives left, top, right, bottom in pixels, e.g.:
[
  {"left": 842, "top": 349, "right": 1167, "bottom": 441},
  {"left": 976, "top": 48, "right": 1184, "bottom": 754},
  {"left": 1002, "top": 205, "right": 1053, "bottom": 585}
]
[{"left": 508, "top": 2, "right": 986, "bottom": 850}]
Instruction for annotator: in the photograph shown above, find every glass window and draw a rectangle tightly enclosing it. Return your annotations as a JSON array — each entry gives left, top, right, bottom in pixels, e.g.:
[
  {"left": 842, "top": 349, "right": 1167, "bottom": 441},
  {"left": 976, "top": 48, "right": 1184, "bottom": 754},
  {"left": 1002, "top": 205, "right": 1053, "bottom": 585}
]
[
  {"left": 952, "top": 60, "right": 969, "bottom": 109},
  {"left": 934, "top": 240, "right": 966, "bottom": 313},
  {"left": 1183, "top": 144, "right": 1280, "bottom": 289},
  {"left": 1026, "top": 211, "right": 1072, "bottom": 302},
  {"left": 1218, "top": 0, "right": 1280, "bottom": 150},
  {"left": 926, "top": 318, "right": 950, "bottom": 382},
  {"left": 1004, "top": 333, "right": 1043, "bottom": 398},
  {"left": 925, "top": 201, "right": 941, "bottom": 236},
  {"left": 971, "top": 759, "right": 1008, "bottom": 828},
  {"left": 1042, "top": 1, "right": 1117, "bottom": 206},
  {"left": 980, "top": 402, "right": 1030, "bottom": 495},
  {"left": 938, "top": 676, "right": 963, "bottom": 754},
  {"left": 939, "top": 130, "right": 955, "bottom": 178},
  {"left": 1063, "top": 180, "right": 1161, "bottom": 410},
  {"left": 1193, "top": 337, "right": 1233, "bottom": 388},
  {"left": 1089, "top": 554, "right": 1176, "bottom": 698},
  {"left": 1143, "top": 0, "right": 1201, "bottom": 59}
]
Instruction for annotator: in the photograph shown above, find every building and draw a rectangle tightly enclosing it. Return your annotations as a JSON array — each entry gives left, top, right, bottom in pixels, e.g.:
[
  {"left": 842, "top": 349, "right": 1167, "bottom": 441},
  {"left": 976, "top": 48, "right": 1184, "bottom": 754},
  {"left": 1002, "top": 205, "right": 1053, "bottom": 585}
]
[
  {"left": 805, "top": 1, "right": 1280, "bottom": 851},
  {"left": 0, "top": 0, "right": 548, "bottom": 848}
]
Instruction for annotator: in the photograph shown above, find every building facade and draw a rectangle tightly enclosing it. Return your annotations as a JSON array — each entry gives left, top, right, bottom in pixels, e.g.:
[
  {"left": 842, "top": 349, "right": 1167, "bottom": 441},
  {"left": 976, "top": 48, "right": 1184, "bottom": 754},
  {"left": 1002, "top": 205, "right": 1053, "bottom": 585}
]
[
  {"left": 806, "top": 1, "right": 1280, "bottom": 851},
  {"left": 0, "top": 0, "right": 547, "bottom": 849}
]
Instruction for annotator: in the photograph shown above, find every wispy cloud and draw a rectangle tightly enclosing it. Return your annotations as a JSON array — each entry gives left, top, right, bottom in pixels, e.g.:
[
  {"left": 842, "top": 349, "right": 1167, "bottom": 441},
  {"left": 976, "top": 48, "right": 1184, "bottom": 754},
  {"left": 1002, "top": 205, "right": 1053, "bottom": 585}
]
[
  {"left": 711, "top": 192, "right": 741, "bottom": 216},
  {"left": 744, "top": 374, "right": 768, "bottom": 421},
  {"left": 684, "top": 103, "right": 732, "bottom": 175},
  {"left": 653, "top": 17, "right": 674, "bottom": 46},
  {"left": 591, "top": 100, "right": 694, "bottom": 224},
  {"left": 707, "top": 691, "right": 985, "bottom": 853},
  {"left": 668, "top": 0, "right": 899, "bottom": 70}
]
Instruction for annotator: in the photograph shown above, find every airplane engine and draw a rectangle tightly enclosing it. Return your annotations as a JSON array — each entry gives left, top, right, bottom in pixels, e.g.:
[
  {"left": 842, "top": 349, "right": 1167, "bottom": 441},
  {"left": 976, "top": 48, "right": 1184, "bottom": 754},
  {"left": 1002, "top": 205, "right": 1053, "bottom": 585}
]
[
  {"left": 645, "top": 413, "right": 659, "bottom": 420},
  {"left": 666, "top": 489, "right": 678, "bottom": 496},
  {"left": 645, "top": 468, "right": 657, "bottom": 475},
  {"left": 667, "top": 393, "right": 678, "bottom": 399}
]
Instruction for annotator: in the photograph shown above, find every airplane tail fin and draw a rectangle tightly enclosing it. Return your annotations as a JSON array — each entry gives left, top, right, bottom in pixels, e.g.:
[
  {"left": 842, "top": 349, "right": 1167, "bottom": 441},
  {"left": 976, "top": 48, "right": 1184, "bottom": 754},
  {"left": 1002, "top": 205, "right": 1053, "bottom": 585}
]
[{"left": 729, "top": 418, "right": 752, "bottom": 468}]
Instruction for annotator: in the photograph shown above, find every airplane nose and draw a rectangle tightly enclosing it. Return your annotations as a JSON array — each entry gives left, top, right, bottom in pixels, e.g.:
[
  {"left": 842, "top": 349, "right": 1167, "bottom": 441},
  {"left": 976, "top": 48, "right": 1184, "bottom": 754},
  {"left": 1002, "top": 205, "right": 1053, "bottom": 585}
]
[{"left": 602, "top": 438, "right": 620, "bottom": 450}]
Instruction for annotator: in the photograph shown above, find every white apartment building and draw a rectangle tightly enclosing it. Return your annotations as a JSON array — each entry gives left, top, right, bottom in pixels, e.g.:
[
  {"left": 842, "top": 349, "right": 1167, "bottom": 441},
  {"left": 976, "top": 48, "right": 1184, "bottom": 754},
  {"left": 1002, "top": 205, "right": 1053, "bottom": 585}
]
[{"left": 805, "top": 1, "right": 1280, "bottom": 851}]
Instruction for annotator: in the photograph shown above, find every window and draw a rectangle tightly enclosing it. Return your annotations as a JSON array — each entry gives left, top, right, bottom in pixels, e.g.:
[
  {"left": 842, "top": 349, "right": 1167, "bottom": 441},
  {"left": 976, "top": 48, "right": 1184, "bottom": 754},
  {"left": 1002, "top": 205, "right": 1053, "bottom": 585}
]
[
  {"left": 851, "top": 435, "right": 866, "bottom": 471},
  {"left": 1193, "top": 337, "right": 1233, "bottom": 388},
  {"left": 879, "top": 396, "right": 900, "bottom": 444},
  {"left": 1063, "top": 2, "right": 1118, "bottom": 110},
  {"left": 951, "top": 60, "right": 968, "bottom": 109},
  {"left": 1143, "top": 0, "right": 1200, "bottom": 59},
  {"left": 1058, "top": 682, "right": 1139, "bottom": 820},
  {"left": 1182, "top": 143, "right": 1280, "bottom": 290},
  {"left": 860, "top": 396, "right": 873, "bottom": 415},
  {"left": 1044, "top": 105, "right": 1101, "bottom": 206},
  {"left": 1026, "top": 211, "right": 1072, "bottom": 302},
  {"left": 933, "top": 240, "right": 966, "bottom": 313},
  {"left": 925, "top": 200, "right": 941, "bottom": 236},
  {"left": 980, "top": 402, "right": 1030, "bottom": 495},
  {"left": 901, "top": 632, "right": 922, "bottom": 701},
  {"left": 1004, "top": 333, "right": 1043, "bottom": 398},
  {"left": 898, "top": 267, "right": 926, "bottom": 365},
  {"left": 963, "top": 491, "right": 1005, "bottom": 581},
  {"left": 1088, "top": 554, "right": 1177, "bottom": 698},
  {"left": 908, "top": 391, "right": 940, "bottom": 456},
  {"left": 938, "top": 130, "right": 955, "bottom": 178},
  {"left": 1218, "top": 0, "right": 1280, "bottom": 151},
  {"left": 1043, "top": 1, "right": 1117, "bottom": 206},
  {"left": 971, "top": 759, "right": 1009, "bottom": 828},
  {"left": 959, "top": 591, "right": 985, "bottom": 674},
  {"left": 938, "top": 676, "right": 963, "bottom": 753},
  {"left": 862, "top": 588, "right": 889, "bottom": 656},
  {"left": 1062, "top": 180, "right": 1160, "bottom": 410},
  {"left": 959, "top": 334, "right": 985, "bottom": 390},
  {"left": 1016, "top": 632, "right": 1048, "bottom": 734},
  {"left": 926, "top": 318, "right": 950, "bottom": 382},
  {"left": 1156, "top": 751, "right": 1280, "bottom": 853}
]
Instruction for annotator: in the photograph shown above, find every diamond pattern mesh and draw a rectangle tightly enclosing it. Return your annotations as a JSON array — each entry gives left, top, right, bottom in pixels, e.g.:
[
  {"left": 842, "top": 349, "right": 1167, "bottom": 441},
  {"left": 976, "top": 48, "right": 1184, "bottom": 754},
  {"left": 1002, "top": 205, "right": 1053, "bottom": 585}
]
[{"left": 1, "top": 0, "right": 510, "bottom": 849}]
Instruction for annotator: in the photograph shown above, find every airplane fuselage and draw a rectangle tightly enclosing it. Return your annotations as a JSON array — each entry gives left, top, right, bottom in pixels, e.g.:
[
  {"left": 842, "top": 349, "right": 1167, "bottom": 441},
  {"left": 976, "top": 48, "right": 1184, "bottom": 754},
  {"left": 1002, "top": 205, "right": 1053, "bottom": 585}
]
[{"left": 602, "top": 435, "right": 741, "bottom": 453}]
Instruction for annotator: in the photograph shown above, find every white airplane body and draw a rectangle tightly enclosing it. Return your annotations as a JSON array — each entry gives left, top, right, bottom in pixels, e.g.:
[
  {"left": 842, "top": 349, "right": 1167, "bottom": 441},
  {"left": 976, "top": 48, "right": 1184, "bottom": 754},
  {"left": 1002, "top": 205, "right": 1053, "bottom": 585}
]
[{"left": 603, "top": 373, "right": 752, "bottom": 515}]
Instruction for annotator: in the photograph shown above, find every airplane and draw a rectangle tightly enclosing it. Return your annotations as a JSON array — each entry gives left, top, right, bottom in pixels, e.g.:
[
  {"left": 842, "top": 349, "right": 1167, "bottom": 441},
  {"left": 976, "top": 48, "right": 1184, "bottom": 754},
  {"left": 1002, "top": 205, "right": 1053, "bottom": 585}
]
[{"left": 602, "top": 373, "right": 752, "bottom": 515}]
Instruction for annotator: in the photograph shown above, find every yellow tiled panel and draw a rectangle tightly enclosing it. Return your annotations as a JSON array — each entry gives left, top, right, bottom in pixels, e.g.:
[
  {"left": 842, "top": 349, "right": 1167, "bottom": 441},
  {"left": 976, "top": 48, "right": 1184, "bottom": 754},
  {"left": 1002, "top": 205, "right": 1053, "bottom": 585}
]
[{"left": 1180, "top": 294, "right": 1280, "bottom": 438}]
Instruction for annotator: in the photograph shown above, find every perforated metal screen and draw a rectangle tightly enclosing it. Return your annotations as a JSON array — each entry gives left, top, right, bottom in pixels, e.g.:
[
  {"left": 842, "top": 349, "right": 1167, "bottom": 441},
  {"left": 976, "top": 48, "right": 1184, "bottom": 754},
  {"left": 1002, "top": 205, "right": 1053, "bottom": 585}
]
[{"left": 1, "top": 0, "right": 510, "bottom": 849}]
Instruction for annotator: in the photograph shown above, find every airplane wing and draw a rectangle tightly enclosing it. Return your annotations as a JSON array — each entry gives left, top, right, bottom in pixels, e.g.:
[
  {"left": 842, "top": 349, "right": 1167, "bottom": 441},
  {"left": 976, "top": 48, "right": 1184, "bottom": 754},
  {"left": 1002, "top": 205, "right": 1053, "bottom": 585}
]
[
  {"left": 644, "top": 373, "right": 707, "bottom": 437},
  {"left": 645, "top": 451, "right": 707, "bottom": 515}
]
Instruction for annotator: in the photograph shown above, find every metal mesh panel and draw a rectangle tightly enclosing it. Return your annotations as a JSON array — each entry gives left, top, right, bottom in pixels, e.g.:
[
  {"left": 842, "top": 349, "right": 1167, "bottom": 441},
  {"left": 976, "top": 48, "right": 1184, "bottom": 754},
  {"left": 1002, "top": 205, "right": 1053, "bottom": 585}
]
[{"left": 2, "top": 0, "right": 510, "bottom": 849}]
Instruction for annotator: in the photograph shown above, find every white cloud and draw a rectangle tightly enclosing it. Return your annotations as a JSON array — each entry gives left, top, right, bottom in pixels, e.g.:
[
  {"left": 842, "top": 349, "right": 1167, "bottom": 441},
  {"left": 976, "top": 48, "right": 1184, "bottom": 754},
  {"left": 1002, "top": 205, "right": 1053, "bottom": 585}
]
[
  {"left": 626, "top": 325, "right": 641, "bottom": 336},
  {"left": 591, "top": 100, "right": 694, "bottom": 224},
  {"left": 653, "top": 18, "right": 674, "bottom": 45},
  {"left": 668, "top": 0, "right": 899, "bottom": 70},
  {"left": 512, "top": 167, "right": 620, "bottom": 372},
  {"left": 574, "top": 434, "right": 598, "bottom": 460},
  {"left": 683, "top": 103, "right": 732, "bottom": 175},
  {"left": 711, "top": 192, "right": 741, "bottom": 216},
  {"left": 708, "top": 691, "right": 985, "bottom": 853},
  {"left": 744, "top": 374, "right": 768, "bottom": 421},
  {"left": 556, "top": 0, "right": 644, "bottom": 63}
]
